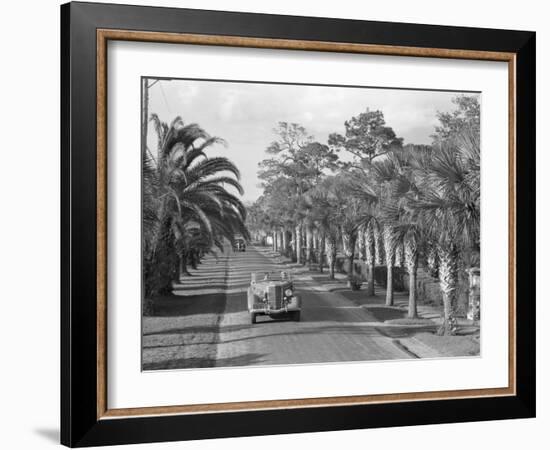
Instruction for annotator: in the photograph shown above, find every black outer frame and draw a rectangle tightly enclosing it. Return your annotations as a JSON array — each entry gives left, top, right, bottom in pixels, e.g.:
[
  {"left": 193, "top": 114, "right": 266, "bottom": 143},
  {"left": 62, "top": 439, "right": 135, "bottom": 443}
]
[{"left": 60, "top": 1, "right": 535, "bottom": 447}]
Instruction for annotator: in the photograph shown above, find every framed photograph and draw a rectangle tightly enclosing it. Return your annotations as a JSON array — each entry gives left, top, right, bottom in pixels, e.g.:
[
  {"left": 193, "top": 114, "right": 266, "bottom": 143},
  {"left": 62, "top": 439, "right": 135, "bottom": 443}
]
[{"left": 61, "top": 1, "right": 535, "bottom": 447}]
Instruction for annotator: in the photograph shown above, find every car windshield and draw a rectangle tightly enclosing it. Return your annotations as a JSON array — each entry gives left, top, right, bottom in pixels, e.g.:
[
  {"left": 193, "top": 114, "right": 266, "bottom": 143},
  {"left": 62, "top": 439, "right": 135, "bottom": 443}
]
[{"left": 251, "top": 271, "right": 292, "bottom": 282}]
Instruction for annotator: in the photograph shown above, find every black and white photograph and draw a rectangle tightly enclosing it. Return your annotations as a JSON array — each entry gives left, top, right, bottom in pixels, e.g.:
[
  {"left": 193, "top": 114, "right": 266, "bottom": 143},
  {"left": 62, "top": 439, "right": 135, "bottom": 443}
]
[
  {"left": 0, "top": 0, "right": 542, "bottom": 447},
  {"left": 141, "top": 78, "right": 481, "bottom": 371}
]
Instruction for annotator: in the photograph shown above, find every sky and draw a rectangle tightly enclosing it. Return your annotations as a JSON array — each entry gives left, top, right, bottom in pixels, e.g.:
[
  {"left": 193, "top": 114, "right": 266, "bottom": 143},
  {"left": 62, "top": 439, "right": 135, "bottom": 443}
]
[{"left": 146, "top": 78, "right": 478, "bottom": 202}]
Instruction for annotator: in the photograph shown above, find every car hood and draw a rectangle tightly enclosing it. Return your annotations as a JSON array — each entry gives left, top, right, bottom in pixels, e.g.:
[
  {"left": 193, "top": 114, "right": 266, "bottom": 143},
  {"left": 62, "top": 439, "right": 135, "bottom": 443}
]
[{"left": 254, "top": 281, "right": 291, "bottom": 288}]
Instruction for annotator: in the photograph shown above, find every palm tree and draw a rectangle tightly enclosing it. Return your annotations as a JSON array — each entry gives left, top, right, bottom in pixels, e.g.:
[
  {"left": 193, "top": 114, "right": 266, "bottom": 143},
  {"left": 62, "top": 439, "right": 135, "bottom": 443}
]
[
  {"left": 345, "top": 172, "right": 383, "bottom": 296},
  {"left": 374, "top": 150, "right": 423, "bottom": 315},
  {"left": 408, "top": 128, "right": 480, "bottom": 334},
  {"left": 426, "top": 240, "right": 440, "bottom": 278},
  {"left": 330, "top": 175, "right": 374, "bottom": 283},
  {"left": 363, "top": 148, "right": 429, "bottom": 309},
  {"left": 374, "top": 220, "right": 385, "bottom": 266},
  {"left": 403, "top": 230, "right": 420, "bottom": 318},
  {"left": 393, "top": 222, "right": 421, "bottom": 318},
  {"left": 309, "top": 178, "right": 342, "bottom": 279},
  {"left": 143, "top": 115, "right": 248, "bottom": 296},
  {"left": 381, "top": 223, "right": 397, "bottom": 306},
  {"left": 363, "top": 220, "right": 377, "bottom": 296},
  {"left": 291, "top": 197, "right": 309, "bottom": 264},
  {"left": 304, "top": 218, "right": 315, "bottom": 267},
  {"left": 395, "top": 240, "right": 405, "bottom": 268},
  {"left": 369, "top": 153, "right": 411, "bottom": 306},
  {"left": 245, "top": 201, "right": 272, "bottom": 244},
  {"left": 323, "top": 225, "right": 340, "bottom": 279},
  {"left": 262, "top": 177, "right": 308, "bottom": 261}
]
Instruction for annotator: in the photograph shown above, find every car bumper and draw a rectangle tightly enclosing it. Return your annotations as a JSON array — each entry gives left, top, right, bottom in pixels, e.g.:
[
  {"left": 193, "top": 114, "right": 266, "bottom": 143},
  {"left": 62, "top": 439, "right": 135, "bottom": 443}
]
[
  {"left": 251, "top": 306, "right": 301, "bottom": 315},
  {"left": 249, "top": 297, "right": 300, "bottom": 314}
]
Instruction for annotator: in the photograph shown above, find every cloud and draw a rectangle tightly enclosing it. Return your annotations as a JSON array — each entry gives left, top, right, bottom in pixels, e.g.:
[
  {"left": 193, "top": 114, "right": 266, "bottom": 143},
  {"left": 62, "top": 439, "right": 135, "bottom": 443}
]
[{"left": 148, "top": 79, "right": 475, "bottom": 201}]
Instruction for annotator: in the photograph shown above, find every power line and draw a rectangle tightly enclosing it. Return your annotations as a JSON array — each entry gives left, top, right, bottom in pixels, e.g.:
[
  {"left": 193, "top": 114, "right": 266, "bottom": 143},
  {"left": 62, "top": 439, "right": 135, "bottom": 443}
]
[{"left": 159, "top": 81, "right": 172, "bottom": 115}]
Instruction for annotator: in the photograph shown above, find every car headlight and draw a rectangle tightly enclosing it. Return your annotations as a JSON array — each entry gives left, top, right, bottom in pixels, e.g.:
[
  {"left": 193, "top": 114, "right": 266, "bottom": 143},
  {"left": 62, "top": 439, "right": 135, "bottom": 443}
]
[{"left": 285, "top": 288, "right": 293, "bottom": 297}]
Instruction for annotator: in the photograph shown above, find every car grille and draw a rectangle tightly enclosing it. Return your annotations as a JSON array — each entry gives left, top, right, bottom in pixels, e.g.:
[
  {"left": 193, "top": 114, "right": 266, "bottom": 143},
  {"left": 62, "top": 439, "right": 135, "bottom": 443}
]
[{"left": 268, "top": 285, "right": 283, "bottom": 309}]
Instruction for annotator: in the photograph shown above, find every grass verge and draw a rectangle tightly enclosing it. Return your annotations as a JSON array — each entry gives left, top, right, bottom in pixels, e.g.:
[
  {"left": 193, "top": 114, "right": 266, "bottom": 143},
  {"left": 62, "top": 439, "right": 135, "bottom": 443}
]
[{"left": 141, "top": 293, "right": 227, "bottom": 370}]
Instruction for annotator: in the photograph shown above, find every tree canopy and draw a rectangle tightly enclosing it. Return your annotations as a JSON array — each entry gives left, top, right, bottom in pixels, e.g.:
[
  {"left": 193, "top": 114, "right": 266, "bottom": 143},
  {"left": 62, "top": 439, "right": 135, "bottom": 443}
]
[
  {"left": 328, "top": 108, "right": 404, "bottom": 168},
  {"left": 253, "top": 95, "right": 480, "bottom": 334}
]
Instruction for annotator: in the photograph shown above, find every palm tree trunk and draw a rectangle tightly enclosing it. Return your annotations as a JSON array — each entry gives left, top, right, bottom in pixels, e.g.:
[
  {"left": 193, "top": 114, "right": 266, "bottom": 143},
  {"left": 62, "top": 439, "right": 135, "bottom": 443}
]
[
  {"left": 341, "top": 232, "right": 351, "bottom": 276},
  {"left": 374, "top": 221, "right": 384, "bottom": 266},
  {"left": 295, "top": 224, "right": 302, "bottom": 265},
  {"left": 149, "top": 213, "right": 178, "bottom": 294},
  {"left": 291, "top": 228, "right": 297, "bottom": 261},
  {"left": 190, "top": 250, "right": 198, "bottom": 270},
  {"left": 313, "top": 230, "right": 318, "bottom": 250},
  {"left": 172, "top": 257, "right": 180, "bottom": 283},
  {"left": 342, "top": 231, "right": 349, "bottom": 260},
  {"left": 385, "top": 264, "right": 394, "bottom": 305},
  {"left": 408, "top": 270, "right": 418, "bottom": 318},
  {"left": 395, "top": 241, "right": 405, "bottom": 268},
  {"left": 426, "top": 242, "right": 439, "bottom": 278},
  {"left": 367, "top": 261, "right": 375, "bottom": 296},
  {"left": 365, "top": 222, "right": 376, "bottom": 296},
  {"left": 383, "top": 224, "right": 395, "bottom": 306},
  {"left": 180, "top": 251, "right": 191, "bottom": 277},
  {"left": 357, "top": 227, "right": 365, "bottom": 260},
  {"left": 404, "top": 236, "right": 418, "bottom": 319},
  {"left": 319, "top": 234, "right": 326, "bottom": 274},
  {"left": 326, "top": 238, "right": 336, "bottom": 279},
  {"left": 437, "top": 244, "right": 459, "bottom": 335},
  {"left": 305, "top": 225, "right": 313, "bottom": 267},
  {"left": 141, "top": 78, "right": 149, "bottom": 159},
  {"left": 150, "top": 198, "right": 169, "bottom": 264},
  {"left": 312, "top": 230, "right": 318, "bottom": 264},
  {"left": 342, "top": 232, "right": 357, "bottom": 281}
]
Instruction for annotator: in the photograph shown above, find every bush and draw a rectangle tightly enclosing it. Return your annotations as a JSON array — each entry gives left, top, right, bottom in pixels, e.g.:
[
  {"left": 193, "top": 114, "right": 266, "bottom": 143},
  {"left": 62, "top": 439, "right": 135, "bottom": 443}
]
[
  {"left": 349, "top": 274, "right": 363, "bottom": 291},
  {"left": 143, "top": 297, "right": 155, "bottom": 316}
]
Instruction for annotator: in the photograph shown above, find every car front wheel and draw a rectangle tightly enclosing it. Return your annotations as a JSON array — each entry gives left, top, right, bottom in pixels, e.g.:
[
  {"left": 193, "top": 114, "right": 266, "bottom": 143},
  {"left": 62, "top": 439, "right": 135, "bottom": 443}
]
[{"left": 250, "top": 313, "right": 257, "bottom": 324}]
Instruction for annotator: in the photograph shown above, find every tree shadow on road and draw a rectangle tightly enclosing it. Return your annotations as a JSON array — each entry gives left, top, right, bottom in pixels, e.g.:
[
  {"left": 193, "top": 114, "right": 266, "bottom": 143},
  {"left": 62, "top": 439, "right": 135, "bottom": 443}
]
[
  {"left": 142, "top": 352, "right": 266, "bottom": 370},
  {"left": 376, "top": 325, "right": 438, "bottom": 339},
  {"left": 149, "top": 293, "right": 227, "bottom": 317},
  {"left": 145, "top": 323, "right": 384, "bottom": 348},
  {"left": 367, "top": 306, "right": 407, "bottom": 322}
]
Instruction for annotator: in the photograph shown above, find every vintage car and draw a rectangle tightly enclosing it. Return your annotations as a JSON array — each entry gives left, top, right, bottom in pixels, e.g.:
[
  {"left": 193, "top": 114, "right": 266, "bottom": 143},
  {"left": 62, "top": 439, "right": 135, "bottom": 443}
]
[
  {"left": 247, "top": 271, "right": 301, "bottom": 324},
  {"left": 233, "top": 238, "right": 246, "bottom": 252}
]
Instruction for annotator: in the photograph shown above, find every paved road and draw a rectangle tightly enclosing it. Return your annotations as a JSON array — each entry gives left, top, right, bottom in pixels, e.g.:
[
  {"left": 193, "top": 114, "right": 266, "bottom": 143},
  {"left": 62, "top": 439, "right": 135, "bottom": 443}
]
[
  {"left": 143, "top": 246, "right": 412, "bottom": 370},
  {"left": 144, "top": 245, "right": 412, "bottom": 370},
  {"left": 171, "top": 245, "right": 286, "bottom": 296}
]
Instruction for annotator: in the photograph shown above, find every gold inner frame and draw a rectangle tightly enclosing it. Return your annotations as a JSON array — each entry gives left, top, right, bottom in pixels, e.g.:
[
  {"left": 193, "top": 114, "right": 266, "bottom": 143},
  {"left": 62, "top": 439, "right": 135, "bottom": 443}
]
[{"left": 96, "top": 29, "right": 517, "bottom": 420}]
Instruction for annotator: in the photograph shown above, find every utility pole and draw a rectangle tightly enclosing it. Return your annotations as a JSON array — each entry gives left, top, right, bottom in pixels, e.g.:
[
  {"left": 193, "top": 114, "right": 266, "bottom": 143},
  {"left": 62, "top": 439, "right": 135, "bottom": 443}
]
[
  {"left": 141, "top": 78, "right": 161, "bottom": 165},
  {"left": 141, "top": 77, "right": 149, "bottom": 162}
]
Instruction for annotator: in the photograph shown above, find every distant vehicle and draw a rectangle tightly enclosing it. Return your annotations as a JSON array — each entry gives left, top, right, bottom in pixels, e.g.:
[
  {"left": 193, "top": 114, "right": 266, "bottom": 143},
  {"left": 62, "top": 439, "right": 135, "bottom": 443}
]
[
  {"left": 247, "top": 271, "right": 301, "bottom": 324},
  {"left": 233, "top": 238, "right": 246, "bottom": 252}
]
